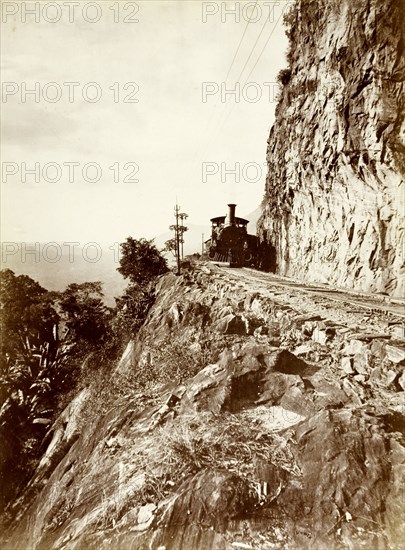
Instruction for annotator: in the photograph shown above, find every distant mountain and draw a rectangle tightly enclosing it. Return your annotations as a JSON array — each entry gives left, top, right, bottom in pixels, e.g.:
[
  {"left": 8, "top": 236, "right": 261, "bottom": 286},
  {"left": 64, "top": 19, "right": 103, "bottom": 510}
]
[{"left": 1, "top": 243, "right": 126, "bottom": 306}]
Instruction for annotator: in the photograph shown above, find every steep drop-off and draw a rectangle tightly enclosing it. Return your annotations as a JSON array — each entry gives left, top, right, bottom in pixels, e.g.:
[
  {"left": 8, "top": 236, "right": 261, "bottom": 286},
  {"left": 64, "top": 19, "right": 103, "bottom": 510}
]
[
  {"left": 2, "top": 265, "right": 404, "bottom": 550},
  {"left": 257, "top": 0, "right": 404, "bottom": 296}
]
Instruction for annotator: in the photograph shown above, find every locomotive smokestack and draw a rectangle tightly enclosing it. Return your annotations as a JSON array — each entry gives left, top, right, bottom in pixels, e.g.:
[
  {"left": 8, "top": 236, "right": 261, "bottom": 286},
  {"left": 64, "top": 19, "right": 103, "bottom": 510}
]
[{"left": 227, "top": 203, "right": 236, "bottom": 226}]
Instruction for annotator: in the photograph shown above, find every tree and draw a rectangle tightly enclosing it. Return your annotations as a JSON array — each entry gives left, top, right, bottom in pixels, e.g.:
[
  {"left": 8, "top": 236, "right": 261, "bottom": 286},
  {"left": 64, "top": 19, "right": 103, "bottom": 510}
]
[
  {"left": 0, "top": 269, "right": 59, "bottom": 411},
  {"left": 0, "top": 270, "right": 60, "bottom": 510},
  {"left": 115, "top": 238, "right": 168, "bottom": 338},
  {"left": 164, "top": 237, "right": 178, "bottom": 258},
  {"left": 0, "top": 269, "right": 58, "bottom": 365},
  {"left": 55, "top": 282, "right": 111, "bottom": 345},
  {"left": 117, "top": 237, "right": 168, "bottom": 286},
  {"left": 0, "top": 272, "right": 115, "bottom": 511}
]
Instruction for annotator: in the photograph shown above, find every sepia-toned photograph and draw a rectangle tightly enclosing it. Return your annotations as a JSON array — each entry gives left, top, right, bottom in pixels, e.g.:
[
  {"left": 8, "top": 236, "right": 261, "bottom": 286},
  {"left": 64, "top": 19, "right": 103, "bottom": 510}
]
[{"left": 0, "top": 1, "right": 404, "bottom": 548}]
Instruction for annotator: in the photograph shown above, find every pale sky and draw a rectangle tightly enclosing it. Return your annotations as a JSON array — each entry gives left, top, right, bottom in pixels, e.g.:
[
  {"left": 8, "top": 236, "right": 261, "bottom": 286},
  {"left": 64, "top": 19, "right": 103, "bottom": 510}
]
[{"left": 1, "top": 0, "right": 290, "bottom": 244}]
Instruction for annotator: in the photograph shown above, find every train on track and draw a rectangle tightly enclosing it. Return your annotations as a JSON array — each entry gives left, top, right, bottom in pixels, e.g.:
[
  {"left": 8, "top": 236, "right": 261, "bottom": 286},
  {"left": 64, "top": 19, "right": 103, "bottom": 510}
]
[{"left": 205, "top": 204, "right": 260, "bottom": 267}]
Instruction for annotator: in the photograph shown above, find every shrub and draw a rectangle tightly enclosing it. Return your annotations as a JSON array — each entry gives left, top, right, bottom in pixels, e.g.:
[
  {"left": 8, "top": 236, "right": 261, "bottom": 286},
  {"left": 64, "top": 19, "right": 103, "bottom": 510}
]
[{"left": 277, "top": 68, "right": 292, "bottom": 86}]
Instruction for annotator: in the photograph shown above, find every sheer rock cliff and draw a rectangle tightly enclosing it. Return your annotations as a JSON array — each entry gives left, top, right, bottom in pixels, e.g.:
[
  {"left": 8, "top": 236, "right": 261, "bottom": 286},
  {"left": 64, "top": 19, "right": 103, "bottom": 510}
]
[{"left": 257, "top": 0, "right": 405, "bottom": 297}]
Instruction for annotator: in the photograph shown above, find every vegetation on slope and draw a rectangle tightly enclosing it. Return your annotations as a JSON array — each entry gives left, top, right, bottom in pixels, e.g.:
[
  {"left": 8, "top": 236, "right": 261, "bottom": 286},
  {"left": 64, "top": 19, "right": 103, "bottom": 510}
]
[{"left": 0, "top": 237, "right": 168, "bottom": 514}]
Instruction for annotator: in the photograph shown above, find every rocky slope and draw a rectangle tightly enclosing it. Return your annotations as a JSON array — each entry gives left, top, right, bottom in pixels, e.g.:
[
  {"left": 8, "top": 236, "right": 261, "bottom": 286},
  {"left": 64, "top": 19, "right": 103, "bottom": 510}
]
[
  {"left": 2, "top": 264, "right": 404, "bottom": 550},
  {"left": 257, "top": 0, "right": 405, "bottom": 297}
]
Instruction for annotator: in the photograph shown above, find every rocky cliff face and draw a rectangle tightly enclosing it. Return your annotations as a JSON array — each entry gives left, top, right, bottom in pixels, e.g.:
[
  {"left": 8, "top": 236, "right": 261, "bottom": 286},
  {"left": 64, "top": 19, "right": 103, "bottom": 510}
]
[
  {"left": 2, "top": 265, "right": 404, "bottom": 550},
  {"left": 257, "top": 0, "right": 404, "bottom": 297}
]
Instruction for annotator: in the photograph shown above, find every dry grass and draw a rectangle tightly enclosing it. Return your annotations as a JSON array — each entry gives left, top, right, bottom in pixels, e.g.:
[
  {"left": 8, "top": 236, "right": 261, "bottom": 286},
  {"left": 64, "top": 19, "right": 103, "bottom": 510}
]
[
  {"left": 155, "top": 411, "right": 301, "bottom": 487},
  {"left": 81, "top": 335, "right": 218, "bottom": 422},
  {"left": 97, "top": 410, "right": 301, "bottom": 524}
]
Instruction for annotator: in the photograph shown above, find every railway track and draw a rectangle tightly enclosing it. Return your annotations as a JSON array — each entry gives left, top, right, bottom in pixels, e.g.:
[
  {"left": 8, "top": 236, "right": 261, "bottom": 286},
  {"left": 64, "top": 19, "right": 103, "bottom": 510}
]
[{"left": 218, "top": 266, "right": 405, "bottom": 321}]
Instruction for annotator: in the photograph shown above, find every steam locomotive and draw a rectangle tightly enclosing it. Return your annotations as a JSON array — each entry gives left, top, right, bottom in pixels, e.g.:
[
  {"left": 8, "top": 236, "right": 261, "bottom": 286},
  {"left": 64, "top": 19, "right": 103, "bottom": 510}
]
[{"left": 205, "top": 204, "right": 259, "bottom": 267}]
